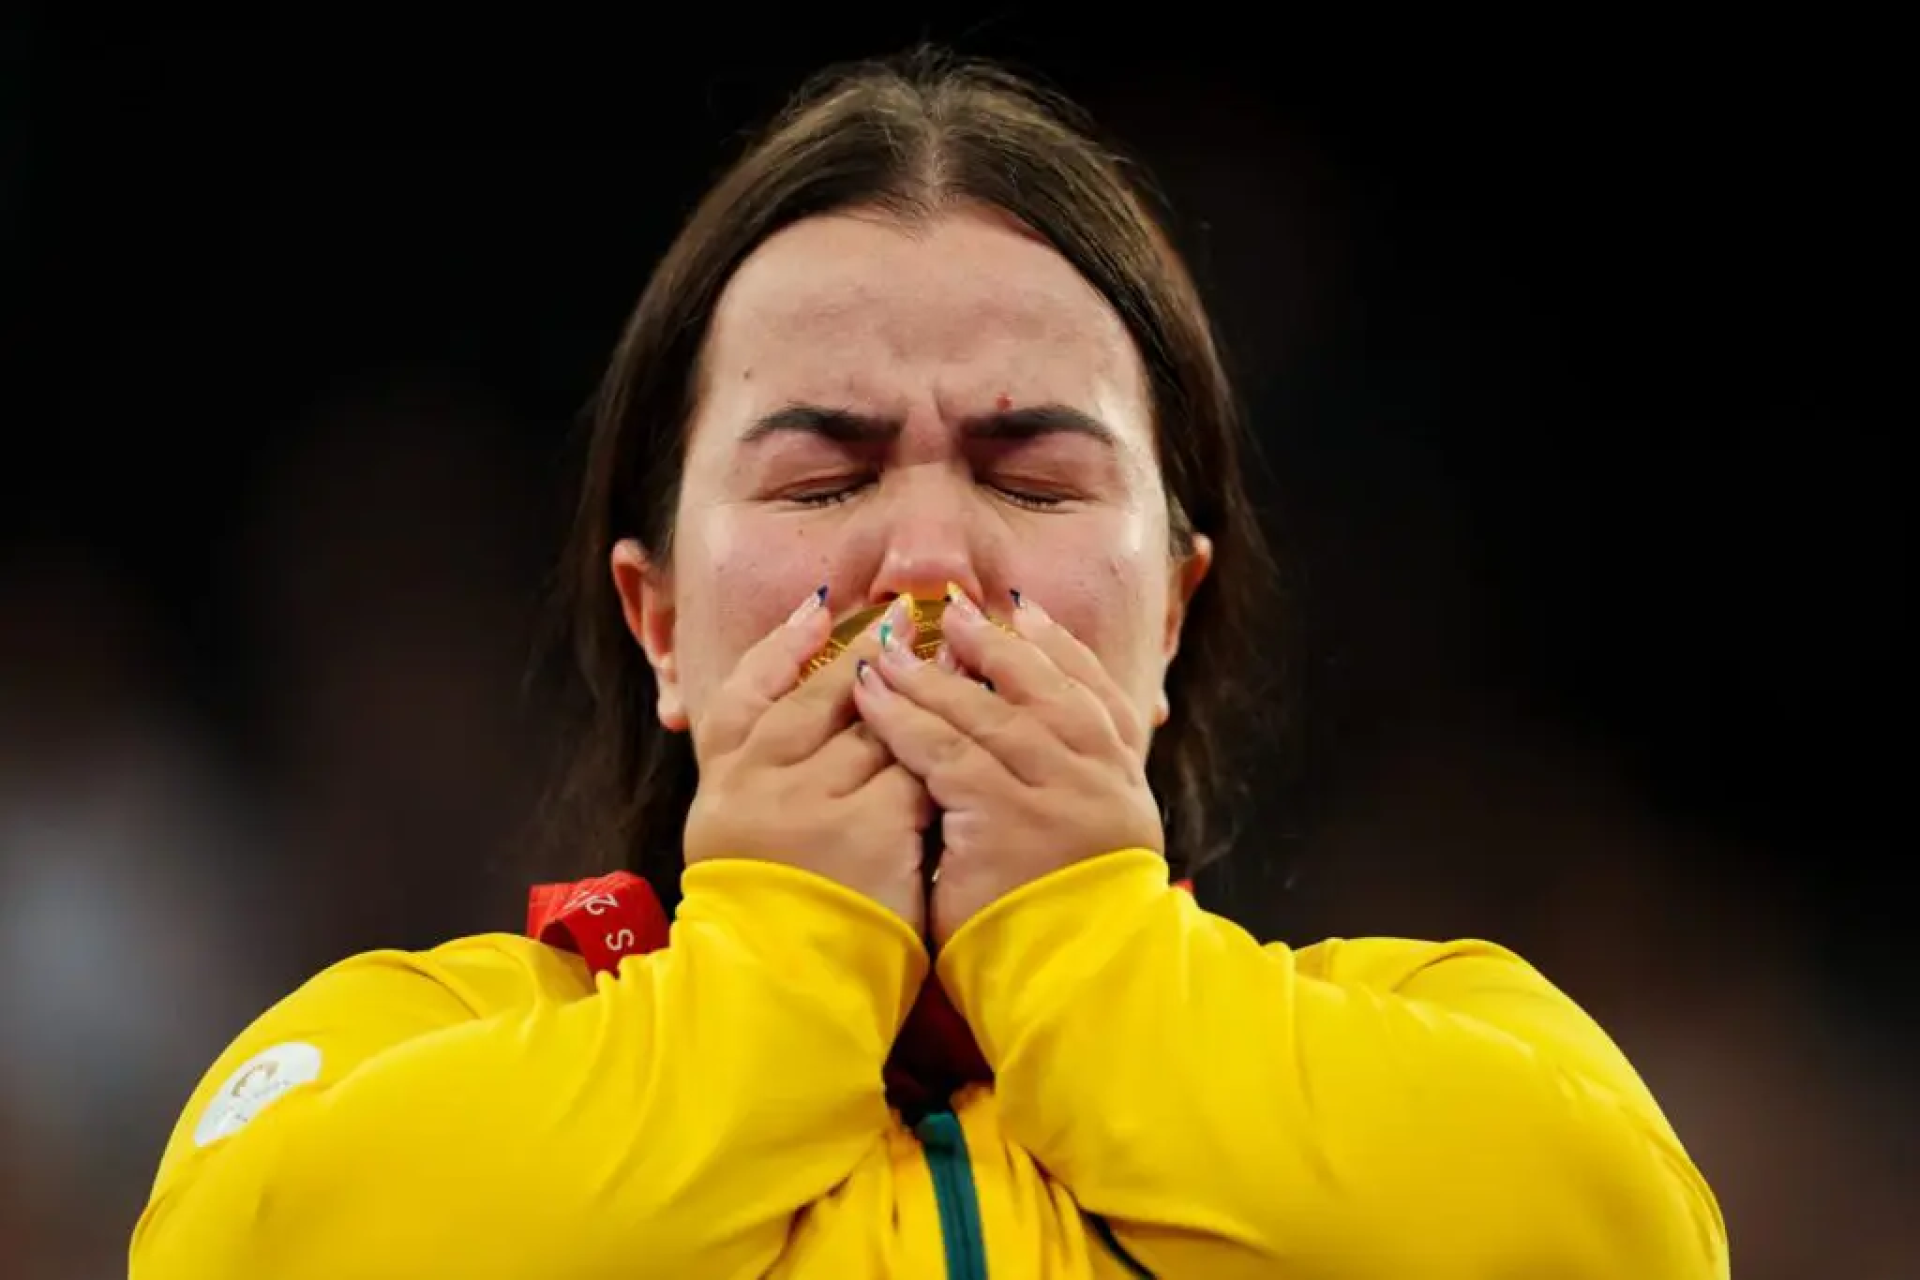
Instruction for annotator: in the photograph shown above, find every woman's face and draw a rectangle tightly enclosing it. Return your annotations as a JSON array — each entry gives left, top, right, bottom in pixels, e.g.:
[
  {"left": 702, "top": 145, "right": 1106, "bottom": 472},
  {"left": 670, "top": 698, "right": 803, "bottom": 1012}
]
[{"left": 613, "top": 204, "right": 1211, "bottom": 753}]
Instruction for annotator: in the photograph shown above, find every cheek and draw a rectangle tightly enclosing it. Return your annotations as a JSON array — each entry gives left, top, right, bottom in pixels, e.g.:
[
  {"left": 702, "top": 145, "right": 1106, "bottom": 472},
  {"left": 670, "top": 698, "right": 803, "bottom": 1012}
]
[
  {"left": 1015, "top": 517, "right": 1167, "bottom": 684},
  {"left": 673, "top": 513, "right": 838, "bottom": 696}
]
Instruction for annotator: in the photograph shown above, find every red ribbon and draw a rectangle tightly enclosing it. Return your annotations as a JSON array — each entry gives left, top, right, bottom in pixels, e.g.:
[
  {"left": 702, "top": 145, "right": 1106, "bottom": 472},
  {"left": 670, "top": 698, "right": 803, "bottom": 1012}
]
[{"left": 525, "top": 872, "right": 671, "bottom": 975}]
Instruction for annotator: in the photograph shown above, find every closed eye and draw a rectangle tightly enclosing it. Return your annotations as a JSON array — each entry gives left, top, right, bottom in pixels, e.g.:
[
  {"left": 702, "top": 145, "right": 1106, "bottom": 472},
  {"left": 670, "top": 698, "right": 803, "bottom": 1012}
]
[
  {"left": 784, "top": 479, "right": 873, "bottom": 508},
  {"left": 992, "top": 485, "right": 1068, "bottom": 511},
  {"left": 777, "top": 477, "right": 1076, "bottom": 510}
]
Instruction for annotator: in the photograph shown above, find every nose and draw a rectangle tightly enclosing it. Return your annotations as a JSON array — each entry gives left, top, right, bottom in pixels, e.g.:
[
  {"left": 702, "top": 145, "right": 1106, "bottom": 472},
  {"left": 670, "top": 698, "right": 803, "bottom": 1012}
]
[{"left": 864, "top": 472, "right": 985, "bottom": 607}]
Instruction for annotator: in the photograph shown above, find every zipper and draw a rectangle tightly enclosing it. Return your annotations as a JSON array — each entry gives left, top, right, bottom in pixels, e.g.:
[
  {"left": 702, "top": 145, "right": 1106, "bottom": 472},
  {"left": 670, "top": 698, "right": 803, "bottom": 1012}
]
[{"left": 915, "top": 1108, "right": 988, "bottom": 1280}]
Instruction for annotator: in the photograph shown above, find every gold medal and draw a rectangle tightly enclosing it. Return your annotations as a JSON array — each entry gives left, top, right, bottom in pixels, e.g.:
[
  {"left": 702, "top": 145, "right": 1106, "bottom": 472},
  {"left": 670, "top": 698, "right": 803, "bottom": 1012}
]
[{"left": 802, "top": 595, "right": 950, "bottom": 680}]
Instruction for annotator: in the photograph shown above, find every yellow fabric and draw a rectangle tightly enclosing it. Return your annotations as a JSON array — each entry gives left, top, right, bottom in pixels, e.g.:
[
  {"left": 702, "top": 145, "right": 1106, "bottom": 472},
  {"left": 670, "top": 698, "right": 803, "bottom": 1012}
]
[
  {"left": 941, "top": 851, "right": 1728, "bottom": 1279},
  {"left": 133, "top": 850, "right": 1727, "bottom": 1279}
]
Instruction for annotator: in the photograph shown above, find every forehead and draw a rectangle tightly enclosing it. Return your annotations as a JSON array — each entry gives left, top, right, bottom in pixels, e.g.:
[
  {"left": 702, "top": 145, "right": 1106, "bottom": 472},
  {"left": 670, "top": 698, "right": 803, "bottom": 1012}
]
[{"left": 700, "top": 206, "right": 1150, "bottom": 422}]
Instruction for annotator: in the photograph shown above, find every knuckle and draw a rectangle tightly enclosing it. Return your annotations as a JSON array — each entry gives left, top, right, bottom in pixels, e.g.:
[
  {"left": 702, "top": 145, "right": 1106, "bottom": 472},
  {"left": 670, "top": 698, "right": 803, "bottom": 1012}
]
[
  {"left": 749, "top": 715, "right": 802, "bottom": 758},
  {"left": 973, "top": 701, "right": 1026, "bottom": 753},
  {"left": 1058, "top": 688, "right": 1117, "bottom": 746},
  {"left": 1071, "top": 688, "right": 1111, "bottom": 732},
  {"left": 711, "top": 679, "right": 770, "bottom": 729},
  {"left": 928, "top": 727, "right": 976, "bottom": 773}
]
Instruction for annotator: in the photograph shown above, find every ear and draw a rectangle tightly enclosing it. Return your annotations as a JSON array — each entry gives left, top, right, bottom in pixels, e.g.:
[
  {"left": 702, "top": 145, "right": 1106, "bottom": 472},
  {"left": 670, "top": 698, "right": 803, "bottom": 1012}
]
[
  {"left": 1152, "top": 532, "right": 1214, "bottom": 728},
  {"left": 610, "top": 538, "right": 688, "bottom": 732}
]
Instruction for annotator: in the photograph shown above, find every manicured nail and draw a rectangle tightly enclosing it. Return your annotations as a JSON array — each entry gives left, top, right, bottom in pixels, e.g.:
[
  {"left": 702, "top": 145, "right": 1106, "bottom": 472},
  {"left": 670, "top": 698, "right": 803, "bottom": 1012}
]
[
  {"left": 944, "top": 581, "right": 981, "bottom": 619},
  {"left": 881, "top": 626, "right": 922, "bottom": 672},
  {"left": 1009, "top": 589, "right": 1046, "bottom": 626},
  {"left": 877, "top": 593, "right": 912, "bottom": 651},
  {"left": 855, "top": 657, "right": 874, "bottom": 685},
  {"left": 787, "top": 584, "right": 828, "bottom": 626}
]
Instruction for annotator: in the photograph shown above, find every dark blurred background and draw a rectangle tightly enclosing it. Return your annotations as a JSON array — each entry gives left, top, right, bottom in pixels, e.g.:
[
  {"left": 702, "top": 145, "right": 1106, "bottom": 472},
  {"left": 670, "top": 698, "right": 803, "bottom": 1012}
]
[{"left": 2, "top": 13, "right": 1909, "bottom": 1278}]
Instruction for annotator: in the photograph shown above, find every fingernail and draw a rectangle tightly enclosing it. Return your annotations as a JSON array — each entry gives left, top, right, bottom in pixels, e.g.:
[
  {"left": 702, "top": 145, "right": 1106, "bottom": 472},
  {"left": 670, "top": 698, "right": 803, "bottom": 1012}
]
[
  {"left": 944, "top": 581, "right": 981, "bottom": 619},
  {"left": 1009, "top": 589, "right": 1045, "bottom": 625},
  {"left": 881, "top": 626, "right": 920, "bottom": 672},
  {"left": 936, "top": 645, "right": 959, "bottom": 674},
  {"left": 855, "top": 658, "right": 874, "bottom": 685},
  {"left": 877, "top": 592, "right": 912, "bottom": 651},
  {"left": 787, "top": 584, "right": 828, "bottom": 626}
]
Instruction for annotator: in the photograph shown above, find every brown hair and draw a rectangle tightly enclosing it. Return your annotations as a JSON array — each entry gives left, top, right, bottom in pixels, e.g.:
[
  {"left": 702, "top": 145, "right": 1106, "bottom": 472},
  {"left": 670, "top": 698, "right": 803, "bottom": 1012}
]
[{"left": 535, "top": 47, "right": 1278, "bottom": 902}]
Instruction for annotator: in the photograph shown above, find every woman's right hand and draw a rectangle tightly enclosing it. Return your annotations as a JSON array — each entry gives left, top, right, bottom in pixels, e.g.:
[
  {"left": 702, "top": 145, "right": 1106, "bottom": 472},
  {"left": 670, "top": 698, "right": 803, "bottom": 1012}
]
[{"left": 684, "top": 591, "right": 930, "bottom": 933}]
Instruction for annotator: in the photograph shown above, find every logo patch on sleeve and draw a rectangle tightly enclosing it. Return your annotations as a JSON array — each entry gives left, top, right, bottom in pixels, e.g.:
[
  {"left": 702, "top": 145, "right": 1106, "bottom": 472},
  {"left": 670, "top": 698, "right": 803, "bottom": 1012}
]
[{"left": 193, "top": 1042, "right": 324, "bottom": 1148}]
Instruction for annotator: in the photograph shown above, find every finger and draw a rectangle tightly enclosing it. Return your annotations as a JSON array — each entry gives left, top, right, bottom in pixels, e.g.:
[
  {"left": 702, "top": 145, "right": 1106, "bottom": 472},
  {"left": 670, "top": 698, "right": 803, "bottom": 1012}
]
[
  {"left": 810, "top": 720, "right": 894, "bottom": 796},
  {"left": 934, "top": 639, "right": 996, "bottom": 692},
  {"left": 938, "top": 586, "right": 1117, "bottom": 755},
  {"left": 854, "top": 652, "right": 1039, "bottom": 791},
  {"left": 751, "top": 594, "right": 911, "bottom": 764},
  {"left": 855, "top": 760, "right": 938, "bottom": 836},
  {"left": 694, "top": 585, "right": 832, "bottom": 758},
  {"left": 937, "top": 585, "right": 1062, "bottom": 702},
  {"left": 1007, "top": 593, "right": 1148, "bottom": 754}
]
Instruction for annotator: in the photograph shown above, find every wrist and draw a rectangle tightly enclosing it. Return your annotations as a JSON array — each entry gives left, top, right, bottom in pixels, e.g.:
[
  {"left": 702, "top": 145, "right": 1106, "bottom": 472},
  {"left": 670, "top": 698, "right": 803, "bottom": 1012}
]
[{"left": 679, "top": 858, "right": 932, "bottom": 1044}]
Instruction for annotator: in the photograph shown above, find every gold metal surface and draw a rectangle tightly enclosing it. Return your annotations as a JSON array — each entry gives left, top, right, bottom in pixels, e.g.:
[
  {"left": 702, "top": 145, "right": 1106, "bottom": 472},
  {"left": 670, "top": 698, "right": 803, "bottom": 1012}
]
[{"left": 801, "top": 596, "right": 948, "bottom": 680}]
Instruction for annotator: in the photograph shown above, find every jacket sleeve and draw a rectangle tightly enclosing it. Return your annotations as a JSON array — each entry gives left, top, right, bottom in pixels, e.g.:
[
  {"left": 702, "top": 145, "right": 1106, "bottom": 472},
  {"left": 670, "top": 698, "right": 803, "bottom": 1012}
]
[
  {"left": 131, "top": 860, "right": 926, "bottom": 1280},
  {"left": 937, "top": 849, "right": 1729, "bottom": 1280}
]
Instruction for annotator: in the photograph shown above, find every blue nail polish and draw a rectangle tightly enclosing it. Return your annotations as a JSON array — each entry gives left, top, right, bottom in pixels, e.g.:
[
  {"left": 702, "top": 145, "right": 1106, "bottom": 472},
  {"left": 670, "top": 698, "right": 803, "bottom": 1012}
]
[
  {"left": 1010, "top": 588, "right": 1024, "bottom": 609},
  {"left": 815, "top": 584, "right": 829, "bottom": 604}
]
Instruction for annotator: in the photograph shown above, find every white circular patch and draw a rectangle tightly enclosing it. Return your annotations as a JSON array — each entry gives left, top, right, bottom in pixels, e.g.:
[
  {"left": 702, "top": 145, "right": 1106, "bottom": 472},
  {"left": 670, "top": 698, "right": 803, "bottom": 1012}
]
[{"left": 193, "top": 1042, "right": 323, "bottom": 1148}]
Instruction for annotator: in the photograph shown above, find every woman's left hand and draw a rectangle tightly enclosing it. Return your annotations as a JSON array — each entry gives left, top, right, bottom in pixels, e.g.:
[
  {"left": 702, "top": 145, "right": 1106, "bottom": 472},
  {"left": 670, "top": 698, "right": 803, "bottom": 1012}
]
[{"left": 851, "top": 585, "right": 1165, "bottom": 947}]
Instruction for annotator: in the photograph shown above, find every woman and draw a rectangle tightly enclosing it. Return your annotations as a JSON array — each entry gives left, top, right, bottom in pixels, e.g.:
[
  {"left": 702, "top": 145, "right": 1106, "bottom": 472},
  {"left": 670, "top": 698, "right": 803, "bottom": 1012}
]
[{"left": 131, "top": 51, "right": 1728, "bottom": 1279}]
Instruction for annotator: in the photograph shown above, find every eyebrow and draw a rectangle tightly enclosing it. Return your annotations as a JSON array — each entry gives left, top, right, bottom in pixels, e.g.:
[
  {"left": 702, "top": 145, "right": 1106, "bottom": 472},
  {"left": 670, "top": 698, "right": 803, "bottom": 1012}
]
[{"left": 739, "top": 402, "right": 1120, "bottom": 450}]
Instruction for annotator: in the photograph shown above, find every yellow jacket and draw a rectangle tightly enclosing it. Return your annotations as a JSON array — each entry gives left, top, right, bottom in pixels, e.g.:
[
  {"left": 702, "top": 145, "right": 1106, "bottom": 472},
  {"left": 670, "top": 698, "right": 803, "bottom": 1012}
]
[{"left": 131, "top": 850, "right": 1727, "bottom": 1278}]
